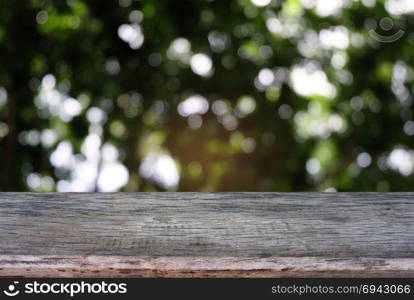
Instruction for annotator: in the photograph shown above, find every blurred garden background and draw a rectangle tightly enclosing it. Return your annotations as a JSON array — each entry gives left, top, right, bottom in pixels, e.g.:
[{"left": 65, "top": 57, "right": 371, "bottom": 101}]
[{"left": 0, "top": 0, "right": 414, "bottom": 192}]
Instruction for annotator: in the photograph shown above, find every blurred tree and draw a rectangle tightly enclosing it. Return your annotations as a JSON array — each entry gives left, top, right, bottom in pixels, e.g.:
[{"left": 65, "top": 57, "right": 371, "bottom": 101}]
[{"left": 0, "top": 0, "right": 413, "bottom": 192}]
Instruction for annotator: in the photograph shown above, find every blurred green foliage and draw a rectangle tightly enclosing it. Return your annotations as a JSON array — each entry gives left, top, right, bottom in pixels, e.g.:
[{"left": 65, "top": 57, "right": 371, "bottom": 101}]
[{"left": 0, "top": 0, "right": 414, "bottom": 192}]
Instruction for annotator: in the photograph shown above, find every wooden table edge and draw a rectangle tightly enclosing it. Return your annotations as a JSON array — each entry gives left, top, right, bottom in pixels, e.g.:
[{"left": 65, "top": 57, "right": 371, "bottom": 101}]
[{"left": 0, "top": 256, "right": 413, "bottom": 278}]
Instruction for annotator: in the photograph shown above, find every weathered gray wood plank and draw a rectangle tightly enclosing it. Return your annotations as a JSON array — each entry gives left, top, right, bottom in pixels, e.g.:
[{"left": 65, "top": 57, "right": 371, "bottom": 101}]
[{"left": 0, "top": 193, "right": 413, "bottom": 277}]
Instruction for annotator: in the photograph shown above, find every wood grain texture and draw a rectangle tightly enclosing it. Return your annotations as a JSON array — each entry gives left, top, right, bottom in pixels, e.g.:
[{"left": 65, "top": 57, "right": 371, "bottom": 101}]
[
  {"left": 0, "top": 193, "right": 413, "bottom": 277},
  {"left": 1, "top": 256, "right": 413, "bottom": 278}
]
